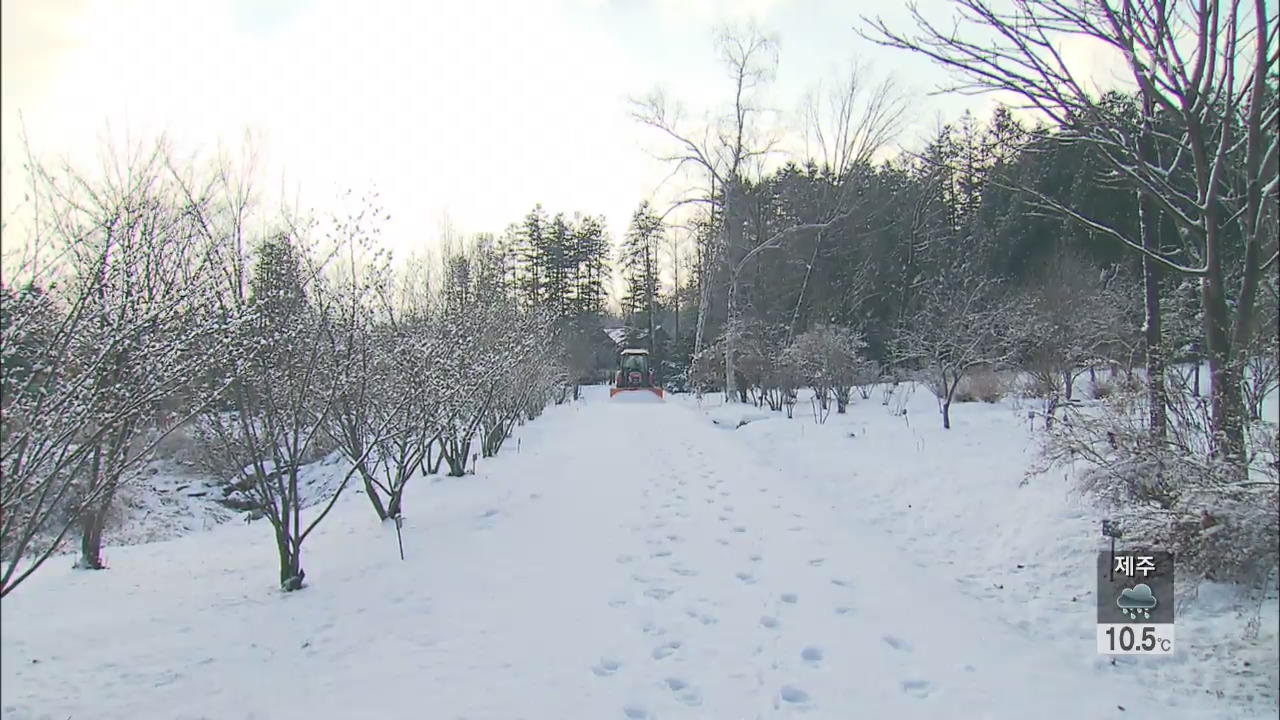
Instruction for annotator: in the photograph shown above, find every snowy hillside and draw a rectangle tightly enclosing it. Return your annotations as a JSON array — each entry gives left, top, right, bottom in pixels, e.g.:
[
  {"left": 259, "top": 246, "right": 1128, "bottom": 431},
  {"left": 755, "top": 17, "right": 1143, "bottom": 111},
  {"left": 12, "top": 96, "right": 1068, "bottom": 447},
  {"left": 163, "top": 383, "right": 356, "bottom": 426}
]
[{"left": 1, "top": 385, "right": 1276, "bottom": 720}]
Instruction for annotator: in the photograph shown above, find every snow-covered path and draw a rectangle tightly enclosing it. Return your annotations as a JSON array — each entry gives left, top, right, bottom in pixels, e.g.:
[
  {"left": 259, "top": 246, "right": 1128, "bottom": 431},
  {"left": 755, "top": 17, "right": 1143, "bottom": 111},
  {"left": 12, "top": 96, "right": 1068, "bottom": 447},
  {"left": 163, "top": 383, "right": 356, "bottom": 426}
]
[{"left": 0, "top": 388, "right": 1232, "bottom": 719}]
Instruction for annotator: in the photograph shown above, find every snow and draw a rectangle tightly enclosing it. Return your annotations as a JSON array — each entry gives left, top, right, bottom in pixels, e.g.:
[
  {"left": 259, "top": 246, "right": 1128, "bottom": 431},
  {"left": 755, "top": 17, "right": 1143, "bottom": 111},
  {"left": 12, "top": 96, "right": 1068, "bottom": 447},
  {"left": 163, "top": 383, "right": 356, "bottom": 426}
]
[{"left": 2, "top": 385, "right": 1276, "bottom": 719}]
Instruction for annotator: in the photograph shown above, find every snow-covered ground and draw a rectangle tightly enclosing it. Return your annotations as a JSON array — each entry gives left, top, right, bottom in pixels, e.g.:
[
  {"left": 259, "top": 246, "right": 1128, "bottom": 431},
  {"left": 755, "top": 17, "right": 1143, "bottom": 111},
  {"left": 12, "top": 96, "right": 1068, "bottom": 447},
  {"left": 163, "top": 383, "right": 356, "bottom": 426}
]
[{"left": 1, "top": 385, "right": 1276, "bottom": 719}]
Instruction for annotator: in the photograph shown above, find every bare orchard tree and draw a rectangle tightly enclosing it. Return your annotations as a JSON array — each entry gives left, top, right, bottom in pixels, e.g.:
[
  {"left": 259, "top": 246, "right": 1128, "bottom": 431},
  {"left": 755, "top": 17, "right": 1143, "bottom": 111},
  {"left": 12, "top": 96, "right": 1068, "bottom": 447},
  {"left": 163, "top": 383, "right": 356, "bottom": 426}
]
[
  {"left": 0, "top": 138, "right": 232, "bottom": 594},
  {"left": 892, "top": 263, "right": 1017, "bottom": 429},
  {"left": 321, "top": 216, "right": 436, "bottom": 522},
  {"left": 864, "top": 0, "right": 1279, "bottom": 467},
  {"left": 433, "top": 241, "right": 510, "bottom": 476},
  {"left": 481, "top": 306, "right": 558, "bottom": 458},
  {"left": 196, "top": 225, "right": 391, "bottom": 591}
]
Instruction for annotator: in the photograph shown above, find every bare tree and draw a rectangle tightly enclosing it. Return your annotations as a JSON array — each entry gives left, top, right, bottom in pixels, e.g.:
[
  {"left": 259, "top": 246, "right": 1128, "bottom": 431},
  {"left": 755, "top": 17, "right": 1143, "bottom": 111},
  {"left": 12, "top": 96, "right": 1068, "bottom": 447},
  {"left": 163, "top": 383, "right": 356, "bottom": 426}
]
[
  {"left": 892, "top": 263, "right": 1016, "bottom": 429},
  {"left": 864, "top": 0, "right": 1279, "bottom": 466},
  {"left": 630, "top": 23, "right": 779, "bottom": 366},
  {"left": 1015, "top": 249, "right": 1134, "bottom": 404},
  {"left": 0, "top": 138, "right": 233, "bottom": 593},
  {"left": 196, "top": 223, "right": 397, "bottom": 591}
]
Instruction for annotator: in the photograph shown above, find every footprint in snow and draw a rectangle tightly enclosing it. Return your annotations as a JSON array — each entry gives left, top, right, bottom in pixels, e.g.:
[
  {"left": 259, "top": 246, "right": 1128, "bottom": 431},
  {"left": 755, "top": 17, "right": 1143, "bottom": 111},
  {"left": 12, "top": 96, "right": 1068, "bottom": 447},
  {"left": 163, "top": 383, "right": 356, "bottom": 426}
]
[
  {"left": 809, "top": 558, "right": 825, "bottom": 567},
  {"left": 800, "top": 647, "right": 824, "bottom": 665},
  {"left": 650, "top": 549, "right": 672, "bottom": 558},
  {"left": 622, "top": 703, "right": 649, "bottom": 719},
  {"left": 641, "top": 622, "right": 665, "bottom": 636},
  {"left": 731, "top": 526, "right": 747, "bottom": 533},
  {"left": 779, "top": 686, "right": 811, "bottom": 705},
  {"left": 652, "top": 640, "right": 683, "bottom": 659},
  {"left": 830, "top": 578, "right": 851, "bottom": 587},
  {"left": 608, "top": 598, "right": 628, "bottom": 608},
  {"left": 716, "top": 538, "right": 730, "bottom": 546},
  {"left": 718, "top": 515, "right": 730, "bottom": 522},
  {"left": 882, "top": 635, "right": 912, "bottom": 652},
  {"left": 834, "top": 606, "right": 856, "bottom": 616},
  {"left": 666, "top": 534, "right": 682, "bottom": 542},
  {"left": 592, "top": 658, "right": 622, "bottom": 676},
  {"left": 749, "top": 553, "right": 762, "bottom": 562},
  {"left": 901, "top": 679, "right": 932, "bottom": 698},
  {"left": 670, "top": 565, "right": 698, "bottom": 577},
  {"left": 735, "top": 571, "right": 757, "bottom": 584},
  {"left": 480, "top": 509, "right": 499, "bottom": 518},
  {"left": 722, "top": 505, "right": 735, "bottom": 512},
  {"left": 644, "top": 587, "right": 675, "bottom": 601},
  {"left": 780, "top": 593, "right": 799, "bottom": 604},
  {"left": 665, "top": 678, "right": 703, "bottom": 706},
  {"left": 760, "top": 615, "right": 780, "bottom": 629}
]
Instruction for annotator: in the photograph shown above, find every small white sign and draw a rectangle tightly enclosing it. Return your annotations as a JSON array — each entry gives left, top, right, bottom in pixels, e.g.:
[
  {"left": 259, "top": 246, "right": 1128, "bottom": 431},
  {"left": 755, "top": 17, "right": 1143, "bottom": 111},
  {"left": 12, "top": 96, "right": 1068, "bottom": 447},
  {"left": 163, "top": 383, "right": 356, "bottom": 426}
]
[{"left": 1097, "top": 623, "right": 1175, "bottom": 655}]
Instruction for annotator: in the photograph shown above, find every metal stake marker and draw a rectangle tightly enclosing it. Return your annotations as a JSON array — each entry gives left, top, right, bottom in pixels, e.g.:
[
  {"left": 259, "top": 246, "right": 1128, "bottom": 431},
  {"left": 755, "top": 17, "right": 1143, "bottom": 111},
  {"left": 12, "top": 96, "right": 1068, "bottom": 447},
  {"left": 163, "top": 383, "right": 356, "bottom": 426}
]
[
  {"left": 395, "top": 514, "right": 406, "bottom": 561},
  {"left": 1102, "top": 519, "right": 1122, "bottom": 581}
]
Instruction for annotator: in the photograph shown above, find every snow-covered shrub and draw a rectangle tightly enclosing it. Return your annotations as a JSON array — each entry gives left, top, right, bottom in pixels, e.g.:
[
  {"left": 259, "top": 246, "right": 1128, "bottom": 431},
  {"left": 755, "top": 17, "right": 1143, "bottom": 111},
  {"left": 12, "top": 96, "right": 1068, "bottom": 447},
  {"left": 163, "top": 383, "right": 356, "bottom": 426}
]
[
  {"left": 852, "top": 360, "right": 880, "bottom": 400},
  {"left": 1088, "top": 377, "right": 1118, "bottom": 400},
  {"left": 1019, "top": 371, "right": 1060, "bottom": 399},
  {"left": 1035, "top": 379, "right": 1279, "bottom": 595},
  {"left": 689, "top": 340, "right": 726, "bottom": 394},
  {"left": 787, "top": 324, "right": 867, "bottom": 414},
  {"left": 954, "top": 368, "right": 1006, "bottom": 404}
]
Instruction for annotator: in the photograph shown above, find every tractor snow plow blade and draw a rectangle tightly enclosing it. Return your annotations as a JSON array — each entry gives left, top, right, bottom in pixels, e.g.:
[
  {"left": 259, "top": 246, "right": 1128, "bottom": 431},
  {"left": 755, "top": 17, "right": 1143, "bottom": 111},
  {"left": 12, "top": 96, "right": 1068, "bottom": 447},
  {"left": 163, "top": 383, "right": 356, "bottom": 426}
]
[{"left": 609, "top": 387, "right": 665, "bottom": 401}]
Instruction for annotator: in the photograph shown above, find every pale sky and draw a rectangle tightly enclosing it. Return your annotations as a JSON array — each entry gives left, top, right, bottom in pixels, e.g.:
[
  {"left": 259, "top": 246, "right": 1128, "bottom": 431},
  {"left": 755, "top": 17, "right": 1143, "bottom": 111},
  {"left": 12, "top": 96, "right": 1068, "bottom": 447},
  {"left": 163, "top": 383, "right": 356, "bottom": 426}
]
[{"left": 1, "top": 0, "right": 1118, "bottom": 265}]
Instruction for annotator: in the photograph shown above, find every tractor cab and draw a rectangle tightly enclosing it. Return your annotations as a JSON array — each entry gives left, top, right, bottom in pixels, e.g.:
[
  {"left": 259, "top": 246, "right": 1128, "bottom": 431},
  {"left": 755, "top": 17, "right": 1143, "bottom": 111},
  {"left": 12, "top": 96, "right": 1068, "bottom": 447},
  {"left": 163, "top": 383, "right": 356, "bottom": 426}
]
[{"left": 610, "top": 348, "right": 664, "bottom": 399}]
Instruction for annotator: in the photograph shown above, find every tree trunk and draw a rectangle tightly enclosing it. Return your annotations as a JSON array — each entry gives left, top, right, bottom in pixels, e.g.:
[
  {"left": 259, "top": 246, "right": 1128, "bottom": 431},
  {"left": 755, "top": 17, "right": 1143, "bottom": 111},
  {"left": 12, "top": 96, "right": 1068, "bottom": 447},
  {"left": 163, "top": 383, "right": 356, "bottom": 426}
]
[
  {"left": 77, "top": 442, "right": 112, "bottom": 570},
  {"left": 1138, "top": 101, "right": 1167, "bottom": 440},
  {"left": 359, "top": 463, "right": 390, "bottom": 521},
  {"left": 1202, "top": 218, "right": 1248, "bottom": 468},
  {"left": 386, "top": 487, "right": 404, "bottom": 520},
  {"left": 78, "top": 508, "right": 108, "bottom": 570},
  {"left": 724, "top": 275, "right": 738, "bottom": 402},
  {"left": 275, "top": 526, "right": 304, "bottom": 591}
]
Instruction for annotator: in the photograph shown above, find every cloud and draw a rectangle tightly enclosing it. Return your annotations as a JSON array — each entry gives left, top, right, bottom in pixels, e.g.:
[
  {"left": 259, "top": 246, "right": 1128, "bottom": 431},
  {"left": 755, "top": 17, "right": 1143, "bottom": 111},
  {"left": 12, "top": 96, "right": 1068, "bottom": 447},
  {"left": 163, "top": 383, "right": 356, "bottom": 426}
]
[{"left": 1117, "top": 584, "right": 1157, "bottom": 610}]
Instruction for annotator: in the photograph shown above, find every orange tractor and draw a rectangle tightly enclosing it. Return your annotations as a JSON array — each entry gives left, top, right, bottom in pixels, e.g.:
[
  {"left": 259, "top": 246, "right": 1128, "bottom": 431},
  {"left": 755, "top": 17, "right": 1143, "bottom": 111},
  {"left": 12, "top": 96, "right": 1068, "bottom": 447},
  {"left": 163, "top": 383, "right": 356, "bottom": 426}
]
[{"left": 610, "top": 348, "right": 664, "bottom": 399}]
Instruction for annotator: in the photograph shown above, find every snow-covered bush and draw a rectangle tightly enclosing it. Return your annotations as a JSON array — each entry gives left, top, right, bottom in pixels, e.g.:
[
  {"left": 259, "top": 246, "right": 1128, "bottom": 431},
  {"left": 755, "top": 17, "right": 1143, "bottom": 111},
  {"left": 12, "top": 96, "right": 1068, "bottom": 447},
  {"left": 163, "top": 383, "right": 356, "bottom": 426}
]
[
  {"left": 786, "top": 324, "right": 867, "bottom": 414},
  {"left": 852, "top": 360, "right": 880, "bottom": 399},
  {"left": 689, "top": 339, "right": 726, "bottom": 395},
  {"left": 1034, "top": 378, "right": 1279, "bottom": 596},
  {"left": 953, "top": 368, "right": 1007, "bottom": 404}
]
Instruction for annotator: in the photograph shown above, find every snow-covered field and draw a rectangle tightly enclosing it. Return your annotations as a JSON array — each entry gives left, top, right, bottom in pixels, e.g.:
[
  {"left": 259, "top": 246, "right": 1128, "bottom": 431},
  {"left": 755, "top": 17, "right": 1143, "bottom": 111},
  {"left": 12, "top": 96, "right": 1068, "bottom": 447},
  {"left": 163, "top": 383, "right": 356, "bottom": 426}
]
[{"left": 1, "top": 385, "right": 1276, "bottom": 719}]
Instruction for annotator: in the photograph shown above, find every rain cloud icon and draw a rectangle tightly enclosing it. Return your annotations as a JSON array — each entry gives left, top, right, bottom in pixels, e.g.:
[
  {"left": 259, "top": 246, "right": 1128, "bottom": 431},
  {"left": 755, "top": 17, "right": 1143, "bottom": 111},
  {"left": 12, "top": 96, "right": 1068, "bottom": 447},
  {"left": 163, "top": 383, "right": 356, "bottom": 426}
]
[{"left": 1117, "top": 583, "right": 1157, "bottom": 620}]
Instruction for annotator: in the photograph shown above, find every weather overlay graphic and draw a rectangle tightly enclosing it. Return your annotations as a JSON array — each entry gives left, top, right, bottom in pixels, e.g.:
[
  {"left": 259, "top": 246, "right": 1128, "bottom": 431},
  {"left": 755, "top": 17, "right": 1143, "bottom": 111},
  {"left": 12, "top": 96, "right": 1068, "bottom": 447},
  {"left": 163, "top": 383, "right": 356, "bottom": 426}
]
[{"left": 1097, "top": 550, "right": 1176, "bottom": 655}]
